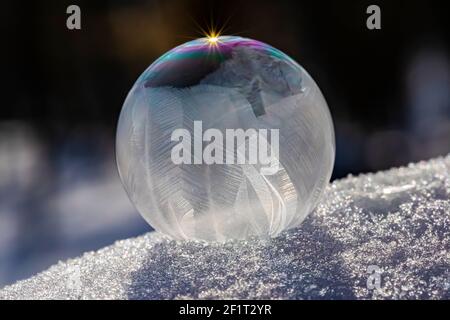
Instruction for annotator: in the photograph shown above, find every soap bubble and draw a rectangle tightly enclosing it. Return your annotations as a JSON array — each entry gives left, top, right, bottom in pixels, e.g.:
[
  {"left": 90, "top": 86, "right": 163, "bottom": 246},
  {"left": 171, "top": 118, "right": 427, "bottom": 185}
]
[{"left": 116, "top": 36, "right": 335, "bottom": 241}]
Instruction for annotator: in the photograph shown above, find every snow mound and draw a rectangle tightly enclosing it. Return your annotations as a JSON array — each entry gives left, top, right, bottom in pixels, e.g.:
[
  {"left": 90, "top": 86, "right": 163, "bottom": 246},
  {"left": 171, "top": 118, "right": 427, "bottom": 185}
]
[{"left": 1, "top": 156, "right": 449, "bottom": 299}]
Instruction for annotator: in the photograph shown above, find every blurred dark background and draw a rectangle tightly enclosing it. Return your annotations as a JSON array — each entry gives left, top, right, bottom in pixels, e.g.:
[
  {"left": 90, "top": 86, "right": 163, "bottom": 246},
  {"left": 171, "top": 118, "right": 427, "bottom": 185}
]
[{"left": 0, "top": 0, "right": 448, "bottom": 287}]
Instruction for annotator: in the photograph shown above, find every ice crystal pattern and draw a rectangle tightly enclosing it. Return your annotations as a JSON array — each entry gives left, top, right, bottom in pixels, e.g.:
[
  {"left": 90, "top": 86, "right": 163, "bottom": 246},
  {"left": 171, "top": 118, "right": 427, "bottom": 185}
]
[{"left": 116, "top": 36, "right": 335, "bottom": 240}]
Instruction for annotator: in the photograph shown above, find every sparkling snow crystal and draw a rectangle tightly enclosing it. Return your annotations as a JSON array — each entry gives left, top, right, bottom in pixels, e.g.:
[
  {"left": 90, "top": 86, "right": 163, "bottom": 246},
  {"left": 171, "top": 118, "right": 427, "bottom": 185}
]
[{"left": 1, "top": 155, "right": 449, "bottom": 299}]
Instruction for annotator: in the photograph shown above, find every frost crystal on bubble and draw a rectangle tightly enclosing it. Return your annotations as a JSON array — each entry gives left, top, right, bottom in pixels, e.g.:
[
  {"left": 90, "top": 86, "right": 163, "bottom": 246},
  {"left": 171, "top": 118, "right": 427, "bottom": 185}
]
[
  {"left": 1, "top": 155, "right": 449, "bottom": 300},
  {"left": 116, "top": 36, "right": 335, "bottom": 241}
]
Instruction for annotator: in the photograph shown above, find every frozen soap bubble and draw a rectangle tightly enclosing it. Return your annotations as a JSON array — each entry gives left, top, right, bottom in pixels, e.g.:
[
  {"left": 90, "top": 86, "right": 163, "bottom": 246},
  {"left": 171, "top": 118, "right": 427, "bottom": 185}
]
[{"left": 116, "top": 36, "right": 335, "bottom": 241}]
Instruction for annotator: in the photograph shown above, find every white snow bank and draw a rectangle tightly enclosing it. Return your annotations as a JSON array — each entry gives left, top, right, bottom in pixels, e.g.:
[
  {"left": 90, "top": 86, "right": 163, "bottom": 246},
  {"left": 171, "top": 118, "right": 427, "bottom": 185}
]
[{"left": 1, "top": 155, "right": 449, "bottom": 299}]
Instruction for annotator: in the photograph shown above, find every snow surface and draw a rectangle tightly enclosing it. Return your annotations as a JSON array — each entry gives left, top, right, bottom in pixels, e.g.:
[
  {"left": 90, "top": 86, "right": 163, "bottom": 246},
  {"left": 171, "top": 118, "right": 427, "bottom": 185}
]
[{"left": 1, "top": 155, "right": 449, "bottom": 299}]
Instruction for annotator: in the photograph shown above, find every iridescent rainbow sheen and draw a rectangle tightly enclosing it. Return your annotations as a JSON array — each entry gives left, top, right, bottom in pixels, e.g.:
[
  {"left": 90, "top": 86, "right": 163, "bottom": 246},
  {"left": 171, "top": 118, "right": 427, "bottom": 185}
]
[{"left": 141, "top": 36, "right": 297, "bottom": 88}]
